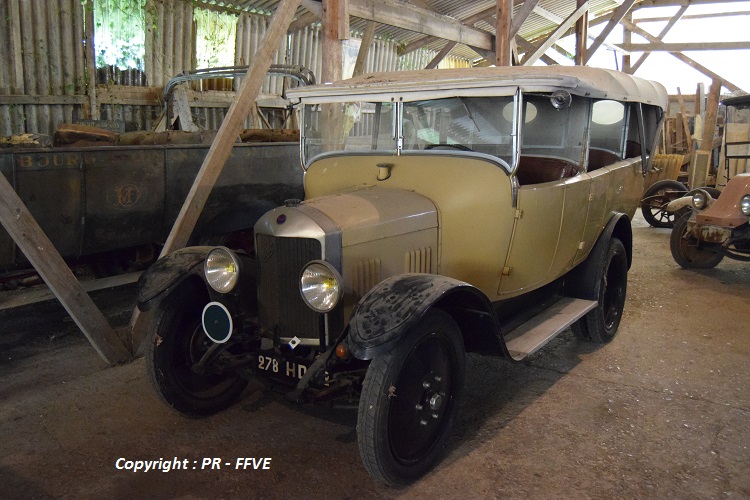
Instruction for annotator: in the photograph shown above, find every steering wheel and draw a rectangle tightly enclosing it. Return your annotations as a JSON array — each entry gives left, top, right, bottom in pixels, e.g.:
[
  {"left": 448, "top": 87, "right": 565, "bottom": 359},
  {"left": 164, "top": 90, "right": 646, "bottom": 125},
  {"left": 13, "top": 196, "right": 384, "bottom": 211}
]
[{"left": 424, "top": 143, "right": 474, "bottom": 152}]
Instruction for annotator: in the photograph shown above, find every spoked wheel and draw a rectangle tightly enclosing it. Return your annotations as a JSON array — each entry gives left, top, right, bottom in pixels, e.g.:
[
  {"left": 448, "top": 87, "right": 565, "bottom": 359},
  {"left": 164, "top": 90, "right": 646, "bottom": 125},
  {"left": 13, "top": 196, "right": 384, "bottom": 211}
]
[
  {"left": 670, "top": 215, "right": 724, "bottom": 269},
  {"left": 357, "top": 309, "right": 465, "bottom": 486},
  {"left": 146, "top": 278, "right": 248, "bottom": 417},
  {"left": 571, "top": 237, "right": 628, "bottom": 343},
  {"left": 640, "top": 180, "right": 687, "bottom": 228}
]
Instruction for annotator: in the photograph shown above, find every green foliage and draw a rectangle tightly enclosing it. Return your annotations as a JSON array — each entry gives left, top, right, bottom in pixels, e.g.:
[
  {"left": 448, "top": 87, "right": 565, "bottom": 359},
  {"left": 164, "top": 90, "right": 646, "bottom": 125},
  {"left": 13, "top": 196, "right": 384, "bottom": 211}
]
[
  {"left": 194, "top": 7, "right": 237, "bottom": 68},
  {"left": 94, "top": 0, "right": 146, "bottom": 69}
]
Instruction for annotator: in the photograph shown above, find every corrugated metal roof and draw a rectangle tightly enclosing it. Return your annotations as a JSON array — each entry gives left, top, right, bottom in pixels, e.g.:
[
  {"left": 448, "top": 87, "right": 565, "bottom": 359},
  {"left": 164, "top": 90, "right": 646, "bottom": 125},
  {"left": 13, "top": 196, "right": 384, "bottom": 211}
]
[{"left": 196, "top": 0, "right": 629, "bottom": 62}]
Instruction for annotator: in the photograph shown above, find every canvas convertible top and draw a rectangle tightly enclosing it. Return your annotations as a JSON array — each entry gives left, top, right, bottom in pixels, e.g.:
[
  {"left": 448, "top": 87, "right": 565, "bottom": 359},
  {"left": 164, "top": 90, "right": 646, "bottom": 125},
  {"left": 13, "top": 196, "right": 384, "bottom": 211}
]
[{"left": 286, "top": 66, "right": 668, "bottom": 109}]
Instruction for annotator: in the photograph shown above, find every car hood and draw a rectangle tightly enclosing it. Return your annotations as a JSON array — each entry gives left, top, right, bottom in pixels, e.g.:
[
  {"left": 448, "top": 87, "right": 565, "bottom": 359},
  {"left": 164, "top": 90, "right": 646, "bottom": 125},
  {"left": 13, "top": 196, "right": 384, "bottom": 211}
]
[
  {"left": 696, "top": 173, "right": 750, "bottom": 227},
  {"left": 303, "top": 186, "right": 438, "bottom": 247}
]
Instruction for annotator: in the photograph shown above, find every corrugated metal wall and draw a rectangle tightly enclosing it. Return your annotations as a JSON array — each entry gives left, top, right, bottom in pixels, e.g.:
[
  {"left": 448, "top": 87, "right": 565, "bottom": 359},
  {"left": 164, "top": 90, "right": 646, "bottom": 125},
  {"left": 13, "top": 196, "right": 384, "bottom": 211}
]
[
  {"left": 0, "top": 0, "right": 86, "bottom": 136},
  {"left": 0, "top": 1, "right": 470, "bottom": 136}
]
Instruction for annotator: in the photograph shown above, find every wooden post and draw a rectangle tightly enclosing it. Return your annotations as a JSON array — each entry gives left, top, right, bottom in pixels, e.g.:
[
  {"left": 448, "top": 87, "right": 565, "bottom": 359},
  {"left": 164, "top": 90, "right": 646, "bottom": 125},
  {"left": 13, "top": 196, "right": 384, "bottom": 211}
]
[
  {"left": 129, "top": 0, "right": 303, "bottom": 348},
  {"left": 0, "top": 173, "right": 131, "bottom": 365},
  {"left": 353, "top": 21, "right": 376, "bottom": 77},
  {"left": 574, "top": 0, "right": 588, "bottom": 65},
  {"left": 622, "top": 11, "right": 632, "bottom": 72},
  {"left": 689, "top": 79, "right": 722, "bottom": 189},
  {"left": 322, "top": 0, "right": 348, "bottom": 83},
  {"left": 495, "top": 0, "right": 512, "bottom": 67},
  {"left": 84, "top": 0, "right": 98, "bottom": 120},
  {"left": 676, "top": 88, "right": 692, "bottom": 154}
]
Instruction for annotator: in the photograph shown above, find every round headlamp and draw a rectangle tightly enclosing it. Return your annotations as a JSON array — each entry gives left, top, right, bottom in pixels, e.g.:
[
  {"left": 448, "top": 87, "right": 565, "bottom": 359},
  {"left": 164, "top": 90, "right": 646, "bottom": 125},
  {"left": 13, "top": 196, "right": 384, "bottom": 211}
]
[
  {"left": 300, "top": 261, "right": 342, "bottom": 313},
  {"left": 205, "top": 247, "right": 240, "bottom": 293},
  {"left": 692, "top": 190, "right": 708, "bottom": 210},
  {"left": 741, "top": 195, "right": 750, "bottom": 216}
]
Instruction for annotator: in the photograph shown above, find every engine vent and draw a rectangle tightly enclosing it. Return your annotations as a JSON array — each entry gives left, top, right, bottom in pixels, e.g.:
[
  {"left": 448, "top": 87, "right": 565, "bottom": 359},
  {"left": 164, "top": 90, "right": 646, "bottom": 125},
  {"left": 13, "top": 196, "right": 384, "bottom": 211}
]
[
  {"left": 352, "top": 258, "right": 381, "bottom": 298},
  {"left": 405, "top": 247, "right": 432, "bottom": 274}
]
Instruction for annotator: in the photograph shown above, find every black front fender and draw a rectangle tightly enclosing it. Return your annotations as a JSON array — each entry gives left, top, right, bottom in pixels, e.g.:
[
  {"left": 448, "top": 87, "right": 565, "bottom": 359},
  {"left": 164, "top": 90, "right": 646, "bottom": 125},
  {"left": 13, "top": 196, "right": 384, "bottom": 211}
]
[
  {"left": 346, "top": 273, "right": 503, "bottom": 360},
  {"left": 136, "top": 246, "right": 213, "bottom": 311}
]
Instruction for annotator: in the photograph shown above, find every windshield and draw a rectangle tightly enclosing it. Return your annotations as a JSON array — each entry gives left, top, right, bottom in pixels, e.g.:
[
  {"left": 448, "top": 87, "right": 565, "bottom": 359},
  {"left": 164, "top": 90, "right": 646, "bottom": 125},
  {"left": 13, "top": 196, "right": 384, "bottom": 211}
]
[{"left": 301, "top": 96, "right": 516, "bottom": 169}]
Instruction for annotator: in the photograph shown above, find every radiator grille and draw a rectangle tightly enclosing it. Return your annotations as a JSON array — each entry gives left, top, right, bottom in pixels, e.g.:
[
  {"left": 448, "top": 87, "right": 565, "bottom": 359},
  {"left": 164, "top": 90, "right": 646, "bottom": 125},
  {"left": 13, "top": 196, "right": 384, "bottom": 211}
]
[
  {"left": 256, "top": 234, "right": 322, "bottom": 341},
  {"left": 405, "top": 247, "right": 432, "bottom": 273}
]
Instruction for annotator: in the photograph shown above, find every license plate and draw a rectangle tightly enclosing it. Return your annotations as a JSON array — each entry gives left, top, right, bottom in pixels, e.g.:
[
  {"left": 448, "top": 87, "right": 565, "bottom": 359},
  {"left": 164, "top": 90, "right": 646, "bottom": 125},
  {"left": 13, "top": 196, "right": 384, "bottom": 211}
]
[{"left": 256, "top": 353, "right": 308, "bottom": 382}]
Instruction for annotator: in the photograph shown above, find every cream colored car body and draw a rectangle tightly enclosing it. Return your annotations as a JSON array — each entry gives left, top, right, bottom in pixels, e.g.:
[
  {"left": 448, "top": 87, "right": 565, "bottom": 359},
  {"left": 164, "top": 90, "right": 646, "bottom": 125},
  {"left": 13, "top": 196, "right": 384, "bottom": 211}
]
[{"left": 281, "top": 66, "right": 667, "bottom": 325}]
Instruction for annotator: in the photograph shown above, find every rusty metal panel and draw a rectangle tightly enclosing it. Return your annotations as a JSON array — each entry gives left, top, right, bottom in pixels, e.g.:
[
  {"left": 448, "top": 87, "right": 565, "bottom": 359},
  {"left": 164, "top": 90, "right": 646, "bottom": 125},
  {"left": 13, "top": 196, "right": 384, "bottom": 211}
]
[
  {"left": 11, "top": 150, "right": 84, "bottom": 260},
  {"left": 164, "top": 143, "right": 304, "bottom": 240},
  {"left": 81, "top": 148, "right": 165, "bottom": 254}
]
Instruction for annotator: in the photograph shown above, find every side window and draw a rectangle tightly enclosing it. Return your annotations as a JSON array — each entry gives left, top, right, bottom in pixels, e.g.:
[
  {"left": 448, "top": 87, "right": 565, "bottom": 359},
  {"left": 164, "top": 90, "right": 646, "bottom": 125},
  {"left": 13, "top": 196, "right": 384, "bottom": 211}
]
[
  {"left": 625, "top": 104, "right": 642, "bottom": 159},
  {"left": 588, "top": 100, "right": 626, "bottom": 171}
]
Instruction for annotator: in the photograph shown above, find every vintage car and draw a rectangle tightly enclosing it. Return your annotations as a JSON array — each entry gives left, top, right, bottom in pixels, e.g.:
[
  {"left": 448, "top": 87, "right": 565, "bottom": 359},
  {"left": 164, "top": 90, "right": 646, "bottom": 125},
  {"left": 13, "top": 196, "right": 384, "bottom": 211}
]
[
  {"left": 136, "top": 66, "right": 667, "bottom": 485},
  {"left": 668, "top": 173, "right": 750, "bottom": 268}
]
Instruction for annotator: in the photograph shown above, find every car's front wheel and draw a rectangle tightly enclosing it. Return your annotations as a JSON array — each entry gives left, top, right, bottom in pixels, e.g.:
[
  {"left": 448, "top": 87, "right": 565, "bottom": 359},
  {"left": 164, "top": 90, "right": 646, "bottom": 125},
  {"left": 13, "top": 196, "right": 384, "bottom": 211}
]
[
  {"left": 670, "top": 214, "right": 724, "bottom": 269},
  {"left": 357, "top": 309, "right": 465, "bottom": 486},
  {"left": 146, "top": 278, "right": 248, "bottom": 417}
]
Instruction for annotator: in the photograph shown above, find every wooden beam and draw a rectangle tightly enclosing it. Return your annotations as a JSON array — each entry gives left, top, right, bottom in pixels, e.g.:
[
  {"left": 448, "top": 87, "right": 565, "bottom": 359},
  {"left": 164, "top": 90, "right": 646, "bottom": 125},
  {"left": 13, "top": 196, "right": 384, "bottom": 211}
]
[
  {"left": 156, "top": 0, "right": 302, "bottom": 257},
  {"left": 353, "top": 21, "right": 376, "bottom": 77},
  {"left": 575, "top": 0, "right": 588, "bottom": 65},
  {"left": 425, "top": 41, "right": 457, "bottom": 69},
  {"left": 510, "top": 0, "right": 540, "bottom": 39},
  {"left": 523, "top": 1, "right": 589, "bottom": 66},
  {"left": 700, "top": 78, "right": 722, "bottom": 151},
  {"left": 288, "top": 11, "right": 319, "bottom": 33},
  {"left": 621, "top": 19, "right": 745, "bottom": 93},
  {"left": 322, "top": 0, "right": 347, "bottom": 83},
  {"left": 84, "top": 1, "right": 98, "bottom": 120},
  {"left": 303, "top": 0, "right": 493, "bottom": 50},
  {"left": 636, "top": 0, "right": 747, "bottom": 7},
  {"left": 626, "top": 4, "right": 686, "bottom": 74},
  {"left": 635, "top": 10, "right": 750, "bottom": 23},
  {"left": 129, "top": 0, "right": 304, "bottom": 348},
  {"left": 496, "top": 0, "right": 512, "bottom": 66},
  {"left": 584, "top": 0, "right": 635, "bottom": 64},
  {"left": 0, "top": 172, "right": 131, "bottom": 364},
  {"left": 622, "top": 41, "right": 750, "bottom": 52},
  {"left": 514, "top": 36, "right": 558, "bottom": 66}
]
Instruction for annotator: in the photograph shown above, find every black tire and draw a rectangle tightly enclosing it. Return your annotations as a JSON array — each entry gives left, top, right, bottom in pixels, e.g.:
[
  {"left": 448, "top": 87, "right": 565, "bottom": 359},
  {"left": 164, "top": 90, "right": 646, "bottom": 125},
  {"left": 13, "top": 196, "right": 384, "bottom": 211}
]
[
  {"left": 146, "top": 278, "right": 248, "bottom": 417},
  {"left": 669, "top": 214, "right": 724, "bottom": 269},
  {"left": 572, "top": 238, "right": 628, "bottom": 343},
  {"left": 357, "top": 309, "right": 465, "bottom": 486},
  {"left": 640, "top": 180, "right": 687, "bottom": 228}
]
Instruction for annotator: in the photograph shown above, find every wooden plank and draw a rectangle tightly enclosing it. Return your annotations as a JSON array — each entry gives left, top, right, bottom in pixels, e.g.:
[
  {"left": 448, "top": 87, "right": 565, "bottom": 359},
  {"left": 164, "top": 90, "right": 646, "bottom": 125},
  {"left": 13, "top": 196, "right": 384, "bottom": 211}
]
[
  {"left": 425, "top": 41, "right": 457, "bottom": 69},
  {"left": 522, "top": 1, "right": 589, "bottom": 66},
  {"left": 0, "top": 171, "right": 130, "bottom": 364},
  {"left": 495, "top": 0, "right": 512, "bottom": 66},
  {"left": 700, "top": 78, "right": 722, "bottom": 150},
  {"left": 635, "top": 10, "right": 750, "bottom": 23},
  {"left": 0, "top": 272, "right": 142, "bottom": 311},
  {"left": 0, "top": 95, "right": 87, "bottom": 105},
  {"left": 353, "top": 21, "right": 376, "bottom": 77},
  {"left": 322, "top": 0, "right": 345, "bottom": 83},
  {"left": 627, "top": 4, "right": 686, "bottom": 74},
  {"left": 584, "top": 0, "right": 635, "bottom": 64},
  {"left": 129, "top": 0, "right": 303, "bottom": 348}
]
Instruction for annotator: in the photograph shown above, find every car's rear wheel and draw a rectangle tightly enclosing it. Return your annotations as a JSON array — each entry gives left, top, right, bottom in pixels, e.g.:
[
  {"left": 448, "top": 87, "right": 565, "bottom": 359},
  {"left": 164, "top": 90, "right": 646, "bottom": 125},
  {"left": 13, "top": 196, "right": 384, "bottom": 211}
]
[
  {"left": 640, "top": 180, "right": 687, "bottom": 228},
  {"left": 670, "top": 214, "right": 724, "bottom": 269},
  {"left": 571, "top": 237, "right": 628, "bottom": 343},
  {"left": 357, "top": 309, "right": 465, "bottom": 486}
]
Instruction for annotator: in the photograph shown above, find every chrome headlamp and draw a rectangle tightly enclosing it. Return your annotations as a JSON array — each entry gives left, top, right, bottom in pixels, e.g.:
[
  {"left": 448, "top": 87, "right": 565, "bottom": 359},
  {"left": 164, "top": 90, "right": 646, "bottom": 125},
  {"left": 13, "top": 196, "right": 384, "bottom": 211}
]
[
  {"left": 692, "top": 190, "right": 708, "bottom": 210},
  {"left": 300, "top": 260, "right": 342, "bottom": 313},
  {"left": 205, "top": 247, "right": 240, "bottom": 293},
  {"left": 741, "top": 195, "right": 750, "bottom": 216}
]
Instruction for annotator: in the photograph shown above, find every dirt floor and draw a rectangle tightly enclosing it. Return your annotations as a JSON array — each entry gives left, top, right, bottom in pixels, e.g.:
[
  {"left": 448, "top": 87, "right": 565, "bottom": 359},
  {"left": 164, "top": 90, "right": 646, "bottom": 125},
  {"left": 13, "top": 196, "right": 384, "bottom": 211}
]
[{"left": 1, "top": 212, "right": 749, "bottom": 499}]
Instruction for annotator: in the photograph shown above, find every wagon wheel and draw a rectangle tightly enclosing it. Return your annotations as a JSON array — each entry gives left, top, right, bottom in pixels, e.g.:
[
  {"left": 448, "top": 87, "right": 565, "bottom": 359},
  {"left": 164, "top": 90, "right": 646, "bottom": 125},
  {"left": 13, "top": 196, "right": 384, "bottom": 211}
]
[{"left": 640, "top": 179, "right": 687, "bottom": 228}]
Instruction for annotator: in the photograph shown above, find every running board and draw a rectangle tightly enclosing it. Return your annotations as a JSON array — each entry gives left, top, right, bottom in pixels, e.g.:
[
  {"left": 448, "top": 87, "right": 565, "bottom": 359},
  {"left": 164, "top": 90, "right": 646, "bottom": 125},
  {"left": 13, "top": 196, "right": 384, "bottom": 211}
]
[{"left": 504, "top": 297, "right": 597, "bottom": 361}]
